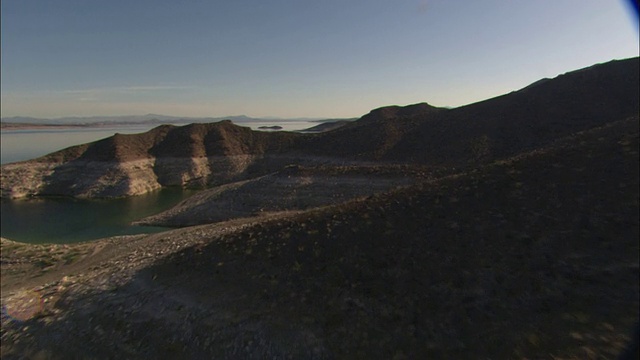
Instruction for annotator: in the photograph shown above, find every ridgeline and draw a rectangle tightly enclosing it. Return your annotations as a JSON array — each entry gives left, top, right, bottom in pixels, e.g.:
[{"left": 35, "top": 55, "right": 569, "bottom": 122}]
[{"left": 1, "top": 57, "right": 638, "bottom": 359}]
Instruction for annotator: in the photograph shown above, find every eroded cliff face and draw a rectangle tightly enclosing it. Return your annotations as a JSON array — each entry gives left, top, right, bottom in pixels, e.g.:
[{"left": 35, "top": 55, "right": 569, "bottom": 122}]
[
  {"left": 0, "top": 151, "right": 358, "bottom": 199},
  {"left": 0, "top": 154, "right": 285, "bottom": 199},
  {"left": 152, "top": 155, "right": 258, "bottom": 187},
  {"left": 0, "top": 121, "right": 300, "bottom": 199},
  {"left": 0, "top": 162, "right": 58, "bottom": 199},
  {"left": 1, "top": 159, "right": 157, "bottom": 198}
]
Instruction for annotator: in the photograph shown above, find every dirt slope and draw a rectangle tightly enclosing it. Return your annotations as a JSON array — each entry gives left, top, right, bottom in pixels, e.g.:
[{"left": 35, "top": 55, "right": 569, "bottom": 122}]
[{"left": 134, "top": 165, "right": 424, "bottom": 227}]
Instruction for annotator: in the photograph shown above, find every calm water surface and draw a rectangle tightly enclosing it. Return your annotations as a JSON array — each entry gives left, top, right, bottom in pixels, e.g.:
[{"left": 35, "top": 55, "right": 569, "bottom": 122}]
[
  {"left": 0, "top": 188, "right": 197, "bottom": 244},
  {"left": 0, "top": 125, "right": 157, "bottom": 165},
  {"left": 1, "top": 121, "right": 314, "bottom": 243}
]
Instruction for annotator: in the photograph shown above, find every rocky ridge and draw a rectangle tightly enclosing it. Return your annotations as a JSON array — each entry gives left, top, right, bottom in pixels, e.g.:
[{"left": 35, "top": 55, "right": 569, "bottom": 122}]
[
  {"left": 2, "top": 58, "right": 638, "bottom": 199},
  {"left": 1, "top": 121, "right": 300, "bottom": 198},
  {"left": 1, "top": 115, "right": 638, "bottom": 358},
  {"left": 0, "top": 57, "right": 638, "bottom": 358}
]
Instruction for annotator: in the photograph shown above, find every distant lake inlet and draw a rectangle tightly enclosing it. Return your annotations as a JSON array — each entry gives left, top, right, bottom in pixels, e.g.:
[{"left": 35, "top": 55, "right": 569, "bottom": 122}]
[{"left": 1, "top": 120, "right": 316, "bottom": 243}]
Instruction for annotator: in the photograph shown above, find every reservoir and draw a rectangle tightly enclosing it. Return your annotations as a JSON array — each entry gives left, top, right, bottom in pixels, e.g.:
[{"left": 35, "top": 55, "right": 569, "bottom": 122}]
[
  {"left": 0, "top": 120, "right": 314, "bottom": 243},
  {"left": 0, "top": 188, "right": 197, "bottom": 244}
]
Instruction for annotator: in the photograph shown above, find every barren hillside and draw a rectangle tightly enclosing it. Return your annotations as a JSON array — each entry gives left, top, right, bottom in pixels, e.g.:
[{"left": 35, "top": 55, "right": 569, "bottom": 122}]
[
  {"left": 1, "top": 58, "right": 637, "bottom": 200},
  {"left": 2, "top": 115, "right": 637, "bottom": 358}
]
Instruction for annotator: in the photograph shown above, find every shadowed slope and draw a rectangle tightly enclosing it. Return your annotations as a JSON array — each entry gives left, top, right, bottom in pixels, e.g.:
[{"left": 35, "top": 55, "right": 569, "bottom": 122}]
[
  {"left": 110, "top": 117, "right": 640, "bottom": 357},
  {"left": 134, "top": 164, "right": 423, "bottom": 227},
  {"left": 143, "top": 118, "right": 639, "bottom": 358},
  {"left": 302, "top": 102, "right": 446, "bottom": 159},
  {"left": 386, "top": 57, "right": 640, "bottom": 164},
  {"left": 149, "top": 121, "right": 297, "bottom": 158},
  {"left": 306, "top": 57, "right": 639, "bottom": 163}
]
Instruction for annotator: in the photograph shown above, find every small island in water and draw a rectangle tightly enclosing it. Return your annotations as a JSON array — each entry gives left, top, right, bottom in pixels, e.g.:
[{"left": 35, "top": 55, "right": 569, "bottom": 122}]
[{"left": 257, "top": 125, "right": 283, "bottom": 130}]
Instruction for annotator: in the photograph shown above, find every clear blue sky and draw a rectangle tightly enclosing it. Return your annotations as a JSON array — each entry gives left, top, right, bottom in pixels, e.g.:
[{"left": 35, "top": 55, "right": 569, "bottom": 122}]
[{"left": 1, "top": 0, "right": 638, "bottom": 119}]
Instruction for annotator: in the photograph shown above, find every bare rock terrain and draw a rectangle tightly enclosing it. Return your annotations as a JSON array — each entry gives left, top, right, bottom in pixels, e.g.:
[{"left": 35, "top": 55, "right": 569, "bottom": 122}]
[
  {"left": 135, "top": 164, "right": 425, "bottom": 227},
  {"left": 1, "top": 117, "right": 638, "bottom": 358},
  {"left": 1, "top": 57, "right": 638, "bottom": 359}
]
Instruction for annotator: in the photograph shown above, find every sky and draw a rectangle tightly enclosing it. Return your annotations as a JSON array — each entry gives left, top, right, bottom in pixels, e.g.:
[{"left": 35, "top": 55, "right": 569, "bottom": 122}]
[{"left": 1, "top": 0, "right": 638, "bottom": 119}]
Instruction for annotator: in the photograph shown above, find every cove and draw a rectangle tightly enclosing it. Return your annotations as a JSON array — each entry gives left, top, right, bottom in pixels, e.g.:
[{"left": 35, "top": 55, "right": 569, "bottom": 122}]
[{"left": 0, "top": 188, "right": 197, "bottom": 244}]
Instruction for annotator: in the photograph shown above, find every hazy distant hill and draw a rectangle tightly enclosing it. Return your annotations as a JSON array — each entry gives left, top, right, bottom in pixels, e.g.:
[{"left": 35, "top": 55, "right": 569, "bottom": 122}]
[
  {"left": 1, "top": 114, "right": 216, "bottom": 125},
  {"left": 0, "top": 116, "right": 360, "bottom": 134}
]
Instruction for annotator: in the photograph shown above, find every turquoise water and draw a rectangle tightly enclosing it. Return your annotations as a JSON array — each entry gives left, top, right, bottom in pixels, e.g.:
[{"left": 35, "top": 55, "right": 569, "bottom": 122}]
[{"left": 0, "top": 188, "right": 196, "bottom": 244}]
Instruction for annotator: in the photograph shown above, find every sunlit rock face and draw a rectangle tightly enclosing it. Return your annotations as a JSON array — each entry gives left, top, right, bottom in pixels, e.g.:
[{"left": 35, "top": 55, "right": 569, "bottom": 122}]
[
  {"left": 151, "top": 155, "right": 257, "bottom": 188},
  {"left": 0, "top": 152, "right": 315, "bottom": 199},
  {"left": 0, "top": 156, "right": 258, "bottom": 199},
  {"left": 0, "top": 162, "right": 57, "bottom": 199},
  {"left": 0, "top": 121, "right": 299, "bottom": 199},
  {"left": 1, "top": 160, "right": 157, "bottom": 199}
]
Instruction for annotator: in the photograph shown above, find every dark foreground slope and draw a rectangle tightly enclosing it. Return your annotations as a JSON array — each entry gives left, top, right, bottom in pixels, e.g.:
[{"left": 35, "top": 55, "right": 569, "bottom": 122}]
[{"left": 2, "top": 116, "right": 637, "bottom": 358}]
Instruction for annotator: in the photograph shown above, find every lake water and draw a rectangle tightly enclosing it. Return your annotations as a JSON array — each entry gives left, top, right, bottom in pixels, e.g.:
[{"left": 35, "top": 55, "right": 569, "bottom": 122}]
[
  {"left": 0, "top": 120, "right": 314, "bottom": 243},
  {"left": 0, "top": 188, "right": 197, "bottom": 244}
]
